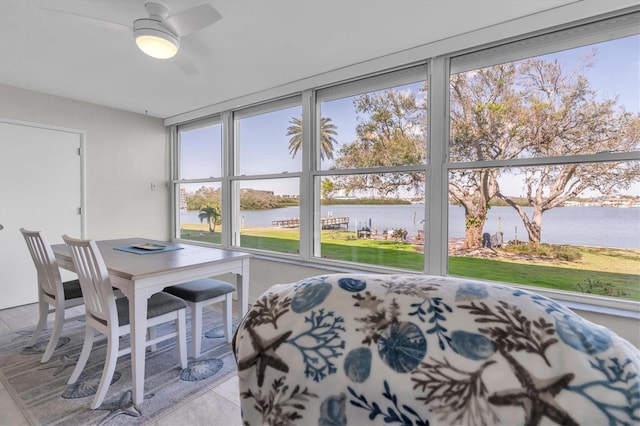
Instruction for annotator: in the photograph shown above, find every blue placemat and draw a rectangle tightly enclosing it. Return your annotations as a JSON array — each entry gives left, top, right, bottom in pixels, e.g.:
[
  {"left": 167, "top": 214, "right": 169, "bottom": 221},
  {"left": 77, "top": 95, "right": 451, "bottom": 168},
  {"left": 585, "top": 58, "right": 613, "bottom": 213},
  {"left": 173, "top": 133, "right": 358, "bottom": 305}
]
[{"left": 114, "top": 244, "right": 184, "bottom": 255}]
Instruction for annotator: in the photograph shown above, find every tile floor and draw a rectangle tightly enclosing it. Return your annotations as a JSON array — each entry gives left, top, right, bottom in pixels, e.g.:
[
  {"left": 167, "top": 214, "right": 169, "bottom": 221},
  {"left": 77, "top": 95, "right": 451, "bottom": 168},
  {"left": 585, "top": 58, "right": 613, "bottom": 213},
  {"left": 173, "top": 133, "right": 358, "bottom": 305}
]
[{"left": 0, "top": 302, "right": 242, "bottom": 426}]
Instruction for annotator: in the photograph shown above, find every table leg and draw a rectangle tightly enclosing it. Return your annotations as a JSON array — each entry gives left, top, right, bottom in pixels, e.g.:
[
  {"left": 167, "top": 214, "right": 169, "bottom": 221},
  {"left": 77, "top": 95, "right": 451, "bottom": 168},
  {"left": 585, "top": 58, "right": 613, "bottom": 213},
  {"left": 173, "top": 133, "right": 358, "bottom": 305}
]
[
  {"left": 238, "top": 259, "right": 250, "bottom": 317},
  {"left": 126, "top": 287, "right": 153, "bottom": 405}
]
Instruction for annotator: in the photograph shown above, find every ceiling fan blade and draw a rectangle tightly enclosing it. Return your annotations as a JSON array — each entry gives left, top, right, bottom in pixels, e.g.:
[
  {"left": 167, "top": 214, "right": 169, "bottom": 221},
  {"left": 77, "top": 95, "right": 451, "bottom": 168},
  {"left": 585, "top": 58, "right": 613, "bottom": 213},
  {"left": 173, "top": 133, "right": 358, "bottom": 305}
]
[
  {"left": 39, "top": 7, "right": 131, "bottom": 32},
  {"left": 173, "top": 52, "right": 199, "bottom": 76},
  {"left": 165, "top": 4, "right": 221, "bottom": 37}
]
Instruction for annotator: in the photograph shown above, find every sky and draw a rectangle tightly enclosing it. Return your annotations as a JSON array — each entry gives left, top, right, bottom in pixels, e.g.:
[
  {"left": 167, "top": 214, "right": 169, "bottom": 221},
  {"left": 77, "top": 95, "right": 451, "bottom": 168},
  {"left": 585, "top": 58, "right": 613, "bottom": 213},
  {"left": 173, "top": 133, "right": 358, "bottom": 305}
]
[
  {"left": 557, "top": 35, "right": 639, "bottom": 113},
  {"left": 180, "top": 34, "right": 640, "bottom": 198}
]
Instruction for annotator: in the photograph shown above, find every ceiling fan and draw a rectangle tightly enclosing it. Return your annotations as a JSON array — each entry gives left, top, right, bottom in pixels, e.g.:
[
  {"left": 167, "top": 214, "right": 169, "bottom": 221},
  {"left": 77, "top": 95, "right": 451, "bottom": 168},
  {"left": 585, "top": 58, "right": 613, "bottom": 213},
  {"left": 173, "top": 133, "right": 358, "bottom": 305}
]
[{"left": 42, "top": 1, "right": 222, "bottom": 73}]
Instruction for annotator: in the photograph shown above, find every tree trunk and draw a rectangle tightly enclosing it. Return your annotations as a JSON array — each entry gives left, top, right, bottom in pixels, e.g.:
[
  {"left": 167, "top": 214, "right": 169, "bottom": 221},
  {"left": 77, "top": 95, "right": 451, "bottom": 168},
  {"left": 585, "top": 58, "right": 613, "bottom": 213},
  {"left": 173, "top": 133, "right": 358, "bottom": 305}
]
[
  {"left": 450, "top": 169, "right": 497, "bottom": 250},
  {"left": 524, "top": 207, "right": 543, "bottom": 245},
  {"left": 463, "top": 217, "right": 485, "bottom": 249},
  {"left": 495, "top": 192, "right": 543, "bottom": 245}
]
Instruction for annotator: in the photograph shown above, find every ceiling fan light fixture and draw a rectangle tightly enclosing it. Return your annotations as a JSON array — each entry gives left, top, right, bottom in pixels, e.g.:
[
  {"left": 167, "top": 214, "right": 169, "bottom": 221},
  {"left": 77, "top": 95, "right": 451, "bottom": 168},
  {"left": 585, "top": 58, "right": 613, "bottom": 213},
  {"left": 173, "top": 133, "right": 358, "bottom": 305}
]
[{"left": 133, "top": 19, "right": 179, "bottom": 59}]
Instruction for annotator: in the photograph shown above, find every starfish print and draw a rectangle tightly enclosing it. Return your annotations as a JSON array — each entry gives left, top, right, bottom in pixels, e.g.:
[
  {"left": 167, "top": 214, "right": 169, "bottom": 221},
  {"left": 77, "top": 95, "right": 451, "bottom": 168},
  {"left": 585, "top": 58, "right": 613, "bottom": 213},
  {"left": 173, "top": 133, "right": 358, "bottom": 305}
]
[
  {"left": 40, "top": 353, "right": 79, "bottom": 376},
  {"left": 236, "top": 327, "right": 291, "bottom": 387},
  {"left": 489, "top": 350, "right": 577, "bottom": 426},
  {"left": 95, "top": 390, "right": 142, "bottom": 426}
]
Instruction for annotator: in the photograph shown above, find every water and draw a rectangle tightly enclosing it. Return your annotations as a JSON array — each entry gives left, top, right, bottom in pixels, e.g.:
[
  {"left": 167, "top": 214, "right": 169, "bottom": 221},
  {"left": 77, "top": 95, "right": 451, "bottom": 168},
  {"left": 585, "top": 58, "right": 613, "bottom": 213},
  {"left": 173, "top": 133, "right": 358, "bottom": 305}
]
[{"left": 181, "top": 204, "right": 640, "bottom": 249}]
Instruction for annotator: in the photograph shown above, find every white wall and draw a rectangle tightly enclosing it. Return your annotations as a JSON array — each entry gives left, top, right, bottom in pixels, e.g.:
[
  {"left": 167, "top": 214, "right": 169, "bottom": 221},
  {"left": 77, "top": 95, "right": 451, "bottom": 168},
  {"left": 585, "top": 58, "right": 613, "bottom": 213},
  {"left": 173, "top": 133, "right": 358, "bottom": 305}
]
[{"left": 0, "top": 84, "right": 170, "bottom": 240}]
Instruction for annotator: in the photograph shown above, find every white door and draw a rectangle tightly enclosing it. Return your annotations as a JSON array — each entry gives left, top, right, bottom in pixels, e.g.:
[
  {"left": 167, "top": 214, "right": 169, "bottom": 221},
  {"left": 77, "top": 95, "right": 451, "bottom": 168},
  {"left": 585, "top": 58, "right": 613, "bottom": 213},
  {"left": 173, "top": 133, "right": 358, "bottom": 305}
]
[{"left": 0, "top": 120, "right": 82, "bottom": 310}]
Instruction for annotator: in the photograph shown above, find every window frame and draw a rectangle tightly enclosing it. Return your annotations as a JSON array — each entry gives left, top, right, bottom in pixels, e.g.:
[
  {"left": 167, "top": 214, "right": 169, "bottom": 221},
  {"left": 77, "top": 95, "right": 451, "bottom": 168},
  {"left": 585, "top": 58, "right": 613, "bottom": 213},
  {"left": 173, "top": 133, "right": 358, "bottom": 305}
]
[
  {"left": 169, "top": 11, "right": 640, "bottom": 310},
  {"left": 312, "top": 65, "right": 428, "bottom": 266},
  {"left": 172, "top": 115, "right": 223, "bottom": 242},
  {"left": 230, "top": 96, "right": 303, "bottom": 254},
  {"left": 441, "top": 23, "right": 639, "bottom": 309}
]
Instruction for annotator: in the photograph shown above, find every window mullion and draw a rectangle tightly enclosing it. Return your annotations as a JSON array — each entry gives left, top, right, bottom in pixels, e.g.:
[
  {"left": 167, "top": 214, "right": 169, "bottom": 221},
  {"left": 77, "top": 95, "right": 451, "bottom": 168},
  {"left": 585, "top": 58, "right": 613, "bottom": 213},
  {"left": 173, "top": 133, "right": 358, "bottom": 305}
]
[
  {"left": 449, "top": 151, "right": 640, "bottom": 170},
  {"left": 221, "top": 110, "right": 234, "bottom": 248},
  {"left": 299, "top": 90, "right": 314, "bottom": 260},
  {"left": 426, "top": 56, "right": 450, "bottom": 276},
  {"left": 313, "top": 164, "right": 426, "bottom": 176},
  {"left": 170, "top": 125, "right": 179, "bottom": 240}
]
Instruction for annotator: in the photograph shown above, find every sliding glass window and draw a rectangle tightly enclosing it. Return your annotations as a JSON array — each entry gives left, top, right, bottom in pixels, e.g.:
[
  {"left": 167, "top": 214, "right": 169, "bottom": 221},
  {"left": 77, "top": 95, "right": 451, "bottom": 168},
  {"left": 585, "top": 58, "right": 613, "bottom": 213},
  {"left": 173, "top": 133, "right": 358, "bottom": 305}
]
[
  {"left": 314, "top": 65, "right": 428, "bottom": 270},
  {"left": 175, "top": 118, "right": 223, "bottom": 244},
  {"left": 447, "top": 19, "right": 640, "bottom": 300},
  {"left": 171, "top": 12, "right": 639, "bottom": 304},
  {"left": 232, "top": 97, "right": 302, "bottom": 255}
]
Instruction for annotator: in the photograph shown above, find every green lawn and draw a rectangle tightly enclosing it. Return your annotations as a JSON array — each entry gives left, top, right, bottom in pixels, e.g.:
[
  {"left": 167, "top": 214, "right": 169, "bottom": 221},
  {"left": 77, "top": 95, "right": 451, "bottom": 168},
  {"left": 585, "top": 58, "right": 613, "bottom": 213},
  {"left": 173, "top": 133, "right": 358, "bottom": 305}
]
[
  {"left": 180, "top": 227, "right": 640, "bottom": 300},
  {"left": 448, "top": 257, "right": 640, "bottom": 299}
]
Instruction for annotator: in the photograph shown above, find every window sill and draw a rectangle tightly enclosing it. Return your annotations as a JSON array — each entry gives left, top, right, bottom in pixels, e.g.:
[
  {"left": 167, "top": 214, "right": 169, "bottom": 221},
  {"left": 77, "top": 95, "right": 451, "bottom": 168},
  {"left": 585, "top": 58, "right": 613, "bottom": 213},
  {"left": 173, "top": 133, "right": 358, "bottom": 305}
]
[
  {"left": 252, "top": 253, "right": 640, "bottom": 320},
  {"left": 560, "top": 300, "right": 640, "bottom": 320}
]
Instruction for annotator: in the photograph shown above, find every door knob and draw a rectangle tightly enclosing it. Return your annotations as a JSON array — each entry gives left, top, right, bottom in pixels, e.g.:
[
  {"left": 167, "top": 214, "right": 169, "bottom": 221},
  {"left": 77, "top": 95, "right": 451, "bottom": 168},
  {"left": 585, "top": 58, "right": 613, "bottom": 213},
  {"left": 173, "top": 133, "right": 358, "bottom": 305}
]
[{"left": 0, "top": 224, "right": 3, "bottom": 230}]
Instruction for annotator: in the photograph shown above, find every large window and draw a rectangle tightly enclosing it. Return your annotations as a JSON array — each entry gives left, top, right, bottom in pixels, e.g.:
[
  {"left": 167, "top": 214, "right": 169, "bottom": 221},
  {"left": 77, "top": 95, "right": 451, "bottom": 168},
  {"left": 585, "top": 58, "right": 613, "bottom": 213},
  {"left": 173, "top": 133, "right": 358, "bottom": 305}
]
[
  {"left": 447, "top": 32, "right": 640, "bottom": 300},
  {"left": 175, "top": 119, "right": 223, "bottom": 243},
  {"left": 314, "top": 66, "right": 428, "bottom": 269},
  {"left": 232, "top": 99, "right": 302, "bottom": 255},
  {"left": 172, "top": 13, "right": 639, "bottom": 303}
]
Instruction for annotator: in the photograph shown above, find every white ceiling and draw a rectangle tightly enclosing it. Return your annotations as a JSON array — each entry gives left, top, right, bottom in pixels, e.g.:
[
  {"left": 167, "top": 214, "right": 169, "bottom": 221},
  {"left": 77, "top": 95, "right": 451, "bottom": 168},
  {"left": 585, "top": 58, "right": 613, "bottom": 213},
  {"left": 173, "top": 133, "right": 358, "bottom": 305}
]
[{"left": 0, "top": 1, "right": 635, "bottom": 120}]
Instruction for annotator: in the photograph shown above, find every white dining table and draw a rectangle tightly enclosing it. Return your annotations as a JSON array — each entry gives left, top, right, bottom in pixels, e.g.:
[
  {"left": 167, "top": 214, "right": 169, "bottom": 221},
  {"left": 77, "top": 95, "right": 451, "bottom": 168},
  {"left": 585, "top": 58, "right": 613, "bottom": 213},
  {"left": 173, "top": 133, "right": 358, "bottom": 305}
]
[{"left": 51, "top": 237, "right": 251, "bottom": 405}]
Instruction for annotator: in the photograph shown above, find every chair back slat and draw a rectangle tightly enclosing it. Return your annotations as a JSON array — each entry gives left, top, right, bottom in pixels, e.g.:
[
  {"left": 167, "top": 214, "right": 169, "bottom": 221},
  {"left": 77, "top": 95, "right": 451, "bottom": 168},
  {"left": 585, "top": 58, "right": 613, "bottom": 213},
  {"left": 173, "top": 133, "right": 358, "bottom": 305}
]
[
  {"left": 62, "top": 235, "right": 116, "bottom": 325},
  {"left": 20, "top": 228, "right": 63, "bottom": 298}
]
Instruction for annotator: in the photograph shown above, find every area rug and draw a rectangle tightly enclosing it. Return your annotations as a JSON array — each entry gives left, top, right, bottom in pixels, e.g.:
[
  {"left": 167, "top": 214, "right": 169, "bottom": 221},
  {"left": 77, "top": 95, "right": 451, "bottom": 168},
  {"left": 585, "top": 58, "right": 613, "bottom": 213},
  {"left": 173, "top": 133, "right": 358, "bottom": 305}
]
[{"left": 0, "top": 309, "right": 238, "bottom": 426}]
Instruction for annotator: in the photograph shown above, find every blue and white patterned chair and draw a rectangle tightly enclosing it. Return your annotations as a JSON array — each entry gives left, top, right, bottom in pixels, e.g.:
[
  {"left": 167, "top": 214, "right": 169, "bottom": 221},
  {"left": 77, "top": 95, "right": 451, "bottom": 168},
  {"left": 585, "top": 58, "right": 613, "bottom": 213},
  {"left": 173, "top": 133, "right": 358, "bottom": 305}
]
[{"left": 233, "top": 274, "right": 640, "bottom": 425}]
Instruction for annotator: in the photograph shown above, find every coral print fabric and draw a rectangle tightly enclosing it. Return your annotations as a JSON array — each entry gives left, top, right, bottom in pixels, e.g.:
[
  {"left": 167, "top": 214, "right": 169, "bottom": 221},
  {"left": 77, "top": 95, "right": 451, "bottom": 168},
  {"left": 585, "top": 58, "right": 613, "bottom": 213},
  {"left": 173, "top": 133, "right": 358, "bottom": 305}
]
[{"left": 233, "top": 274, "right": 640, "bottom": 425}]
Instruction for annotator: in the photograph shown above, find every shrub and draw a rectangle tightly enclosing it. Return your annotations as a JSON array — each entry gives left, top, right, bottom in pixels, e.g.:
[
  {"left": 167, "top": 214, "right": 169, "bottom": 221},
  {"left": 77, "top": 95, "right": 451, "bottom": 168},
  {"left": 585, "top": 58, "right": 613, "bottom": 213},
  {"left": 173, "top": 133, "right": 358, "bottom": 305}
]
[
  {"left": 503, "top": 243, "right": 581, "bottom": 261},
  {"left": 548, "top": 245, "right": 582, "bottom": 262},
  {"left": 573, "top": 279, "right": 628, "bottom": 297}
]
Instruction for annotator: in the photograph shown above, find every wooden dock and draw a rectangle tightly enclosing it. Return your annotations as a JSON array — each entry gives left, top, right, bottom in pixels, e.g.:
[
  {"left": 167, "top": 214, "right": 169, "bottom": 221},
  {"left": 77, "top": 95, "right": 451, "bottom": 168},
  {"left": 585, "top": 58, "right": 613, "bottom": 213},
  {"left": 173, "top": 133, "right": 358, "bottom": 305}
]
[
  {"left": 272, "top": 216, "right": 349, "bottom": 229},
  {"left": 321, "top": 216, "right": 349, "bottom": 229}
]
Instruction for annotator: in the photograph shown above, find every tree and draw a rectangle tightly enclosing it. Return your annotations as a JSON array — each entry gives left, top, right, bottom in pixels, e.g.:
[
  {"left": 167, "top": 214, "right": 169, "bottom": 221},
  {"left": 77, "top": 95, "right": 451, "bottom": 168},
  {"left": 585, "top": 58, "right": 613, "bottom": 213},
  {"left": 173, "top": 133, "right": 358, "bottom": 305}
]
[
  {"left": 287, "top": 116, "right": 338, "bottom": 160},
  {"left": 496, "top": 56, "right": 639, "bottom": 245},
  {"left": 450, "top": 54, "right": 640, "bottom": 247},
  {"left": 332, "top": 88, "right": 427, "bottom": 197},
  {"left": 240, "top": 189, "right": 280, "bottom": 210},
  {"left": 321, "top": 178, "right": 335, "bottom": 200},
  {"left": 186, "top": 186, "right": 220, "bottom": 211},
  {"left": 449, "top": 64, "right": 528, "bottom": 248},
  {"left": 198, "top": 203, "right": 221, "bottom": 233}
]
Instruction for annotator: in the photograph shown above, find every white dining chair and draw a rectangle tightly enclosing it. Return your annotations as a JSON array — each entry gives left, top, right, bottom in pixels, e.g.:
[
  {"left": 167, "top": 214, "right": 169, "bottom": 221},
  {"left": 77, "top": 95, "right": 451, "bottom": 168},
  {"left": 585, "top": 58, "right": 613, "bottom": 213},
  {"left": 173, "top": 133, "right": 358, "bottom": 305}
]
[
  {"left": 20, "top": 228, "right": 84, "bottom": 363},
  {"left": 164, "top": 278, "right": 235, "bottom": 358},
  {"left": 62, "top": 235, "right": 188, "bottom": 409}
]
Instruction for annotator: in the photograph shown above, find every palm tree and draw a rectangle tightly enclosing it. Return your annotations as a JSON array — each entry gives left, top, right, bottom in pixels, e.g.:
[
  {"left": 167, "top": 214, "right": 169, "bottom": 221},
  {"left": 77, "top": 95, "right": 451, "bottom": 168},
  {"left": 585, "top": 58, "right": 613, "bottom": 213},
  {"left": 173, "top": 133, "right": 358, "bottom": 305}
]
[
  {"left": 198, "top": 204, "right": 221, "bottom": 233},
  {"left": 287, "top": 116, "right": 338, "bottom": 160}
]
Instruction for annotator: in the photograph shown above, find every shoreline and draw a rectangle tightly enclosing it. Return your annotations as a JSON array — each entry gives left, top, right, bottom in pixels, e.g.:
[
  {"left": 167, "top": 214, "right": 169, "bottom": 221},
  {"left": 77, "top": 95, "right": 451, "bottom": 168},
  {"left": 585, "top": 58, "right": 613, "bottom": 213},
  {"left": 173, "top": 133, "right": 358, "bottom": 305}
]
[
  {"left": 183, "top": 223, "right": 639, "bottom": 252},
  {"left": 182, "top": 204, "right": 640, "bottom": 250}
]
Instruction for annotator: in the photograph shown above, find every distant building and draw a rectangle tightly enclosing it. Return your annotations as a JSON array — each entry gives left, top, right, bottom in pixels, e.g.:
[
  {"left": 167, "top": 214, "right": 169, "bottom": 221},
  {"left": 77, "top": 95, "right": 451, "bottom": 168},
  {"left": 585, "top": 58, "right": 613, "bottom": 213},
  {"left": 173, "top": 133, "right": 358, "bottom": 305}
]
[{"left": 179, "top": 187, "right": 187, "bottom": 210}]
